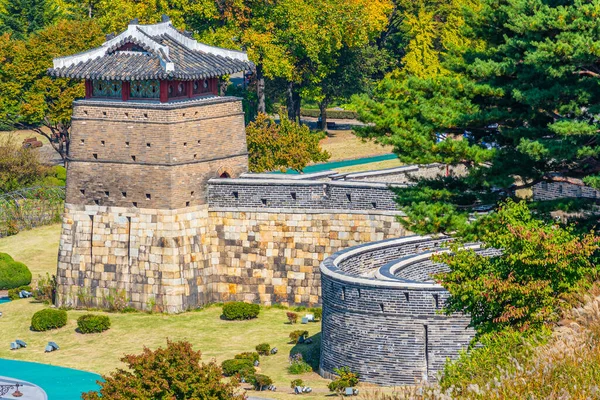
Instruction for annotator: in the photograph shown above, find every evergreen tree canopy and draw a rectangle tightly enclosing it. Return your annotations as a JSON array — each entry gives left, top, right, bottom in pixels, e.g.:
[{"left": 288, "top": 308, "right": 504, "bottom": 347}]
[
  {"left": 0, "top": 0, "right": 58, "bottom": 39},
  {"left": 356, "top": 0, "right": 600, "bottom": 234}
]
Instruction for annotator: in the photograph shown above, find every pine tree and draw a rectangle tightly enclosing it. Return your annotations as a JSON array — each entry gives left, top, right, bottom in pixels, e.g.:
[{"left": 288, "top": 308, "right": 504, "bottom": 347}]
[
  {"left": 0, "top": 0, "right": 58, "bottom": 39},
  {"left": 355, "top": 0, "right": 600, "bottom": 235}
]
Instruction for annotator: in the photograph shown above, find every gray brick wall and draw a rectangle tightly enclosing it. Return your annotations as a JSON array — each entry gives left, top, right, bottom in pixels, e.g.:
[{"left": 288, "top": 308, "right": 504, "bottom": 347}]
[
  {"left": 319, "top": 236, "right": 475, "bottom": 386},
  {"left": 532, "top": 181, "right": 600, "bottom": 201},
  {"left": 207, "top": 179, "right": 398, "bottom": 211}
]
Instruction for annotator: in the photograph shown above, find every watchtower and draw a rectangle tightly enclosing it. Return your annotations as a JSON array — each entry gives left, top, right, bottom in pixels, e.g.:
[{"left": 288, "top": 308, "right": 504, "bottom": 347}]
[{"left": 50, "top": 16, "right": 251, "bottom": 312}]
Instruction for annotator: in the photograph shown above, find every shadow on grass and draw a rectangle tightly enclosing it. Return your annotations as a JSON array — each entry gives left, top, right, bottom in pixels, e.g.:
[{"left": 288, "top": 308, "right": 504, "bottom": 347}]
[{"left": 289, "top": 331, "right": 321, "bottom": 371}]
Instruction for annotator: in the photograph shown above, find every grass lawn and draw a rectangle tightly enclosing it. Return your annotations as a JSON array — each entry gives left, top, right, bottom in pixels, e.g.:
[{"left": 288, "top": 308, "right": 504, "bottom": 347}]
[
  {"left": 0, "top": 224, "right": 61, "bottom": 281},
  {"left": 0, "top": 225, "right": 398, "bottom": 398},
  {"left": 319, "top": 130, "right": 393, "bottom": 162}
]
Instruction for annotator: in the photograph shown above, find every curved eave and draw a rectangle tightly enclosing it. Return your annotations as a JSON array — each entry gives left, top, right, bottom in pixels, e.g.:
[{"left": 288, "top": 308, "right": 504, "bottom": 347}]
[{"left": 48, "top": 65, "right": 251, "bottom": 81}]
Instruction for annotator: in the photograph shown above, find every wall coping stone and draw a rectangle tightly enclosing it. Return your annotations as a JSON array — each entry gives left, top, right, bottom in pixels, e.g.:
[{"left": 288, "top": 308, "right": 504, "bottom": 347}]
[
  {"left": 239, "top": 170, "right": 337, "bottom": 180},
  {"left": 208, "top": 206, "right": 404, "bottom": 216},
  {"left": 73, "top": 95, "right": 242, "bottom": 110},
  {"left": 208, "top": 177, "right": 405, "bottom": 189},
  {"left": 375, "top": 244, "right": 480, "bottom": 282},
  {"left": 321, "top": 235, "right": 452, "bottom": 290}
]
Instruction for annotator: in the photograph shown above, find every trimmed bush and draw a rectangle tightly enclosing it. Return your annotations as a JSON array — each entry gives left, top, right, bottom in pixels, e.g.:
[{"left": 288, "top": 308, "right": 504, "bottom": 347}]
[
  {"left": 221, "top": 358, "right": 255, "bottom": 378},
  {"left": 310, "top": 307, "right": 322, "bottom": 321},
  {"left": 31, "top": 308, "right": 67, "bottom": 331},
  {"left": 8, "top": 285, "right": 32, "bottom": 300},
  {"left": 287, "top": 312, "right": 298, "bottom": 324},
  {"left": 235, "top": 352, "right": 259, "bottom": 363},
  {"left": 288, "top": 359, "right": 313, "bottom": 374},
  {"left": 255, "top": 343, "right": 271, "bottom": 356},
  {"left": 0, "top": 253, "right": 32, "bottom": 290},
  {"left": 290, "top": 378, "right": 304, "bottom": 389},
  {"left": 250, "top": 374, "right": 273, "bottom": 391},
  {"left": 289, "top": 330, "right": 309, "bottom": 344},
  {"left": 222, "top": 301, "right": 260, "bottom": 320},
  {"left": 77, "top": 314, "right": 111, "bottom": 333}
]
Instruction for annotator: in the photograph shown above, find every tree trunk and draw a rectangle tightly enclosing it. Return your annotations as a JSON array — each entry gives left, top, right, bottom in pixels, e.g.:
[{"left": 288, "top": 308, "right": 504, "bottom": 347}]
[
  {"left": 287, "top": 82, "right": 296, "bottom": 120},
  {"left": 286, "top": 82, "right": 302, "bottom": 122},
  {"left": 319, "top": 100, "right": 328, "bottom": 131},
  {"left": 256, "top": 64, "right": 266, "bottom": 114}
]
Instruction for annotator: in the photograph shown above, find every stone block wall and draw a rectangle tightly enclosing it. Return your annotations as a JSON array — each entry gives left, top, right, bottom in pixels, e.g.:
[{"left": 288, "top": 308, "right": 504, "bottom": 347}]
[
  {"left": 67, "top": 97, "right": 248, "bottom": 209},
  {"left": 56, "top": 203, "right": 213, "bottom": 313},
  {"left": 319, "top": 236, "right": 475, "bottom": 385},
  {"left": 340, "top": 164, "right": 467, "bottom": 184},
  {"left": 205, "top": 209, "right": 405, "bottom": 305},
  {"left": 207, "top": 179, "right": 398, "bottom": 211},
  {"left": 532, "top": 181, "right": 600, "bottom": 201}
]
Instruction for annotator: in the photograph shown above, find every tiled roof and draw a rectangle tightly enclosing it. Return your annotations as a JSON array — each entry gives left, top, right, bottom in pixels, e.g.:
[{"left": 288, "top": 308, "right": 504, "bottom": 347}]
[{"left": 48, "top": 16, "right": 251, "bottom": 81}]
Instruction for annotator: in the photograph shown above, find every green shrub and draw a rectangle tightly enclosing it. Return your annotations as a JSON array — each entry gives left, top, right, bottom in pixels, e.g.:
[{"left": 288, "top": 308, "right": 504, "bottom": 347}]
[
  {"left": 289, "top": 330, "right": 309, "bottom": 344},
  {"left": 221, "top": 358, "right": 255, "bottom": 378},
  {"left": 300, "top": 108, "right": 358, "bottom": 119},
  {"left": 31, "top": 308, "right": 67, "bottom": 331},
  {"left": 290, "top": 379, "right": 304, "bottom": 389},
  {"left": 250, "top": 374, "right": 273, "bottom": 391},
  {"left": 328, "top": 367, "right": 359, "bottom": 393},
  {"left": 310, "top": 307, "right": 322, "bottom": 321},
  {"left": 288, "top": 356, "right": 313, "bottom": 374},
  {"left": 34, "top": 273, "right": 56, "bottom": 304},
  {"left": 234, "top": 352, "right": 259, "bottom": 363},
  {"left": 222, "top": 301, "right": 260, "bottom": 320},
  {"left": 255, "top": 343, "right": 271, "bottom": 356},
  {"left": 8, "top": 285, "right": 32, "bottom": 300},
  {"left": 0, "top": 253, "right": 32, "bottom": 289},
  {"left": 77, "top": 314, "right": 111, "bottom": 334}
]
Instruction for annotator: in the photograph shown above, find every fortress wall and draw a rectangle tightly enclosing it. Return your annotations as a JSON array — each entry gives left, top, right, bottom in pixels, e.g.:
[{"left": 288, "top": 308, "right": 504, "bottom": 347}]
[
  {"left": 205, "top": 208, "right": 406, "bottom": 305},
  {"left": 319, "top": 237, "right": 474, "bottom": 385},
  {"left": 207, "top": 178, "right": 399, "bottom": 210},
  {"left": 532, "top": 181, "right": 600, "bottom": 201},
  {"left": 340, "top": 164, "right": 467, "bottom": 184},
  {"left": 56, "top": 203, "right": 212, "bottom": 313}
]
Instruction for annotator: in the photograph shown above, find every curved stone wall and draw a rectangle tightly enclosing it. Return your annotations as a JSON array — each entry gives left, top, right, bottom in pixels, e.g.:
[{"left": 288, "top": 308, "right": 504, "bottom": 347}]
[{"left": 319, "top": 236, "right": 475, "bottom": 385}]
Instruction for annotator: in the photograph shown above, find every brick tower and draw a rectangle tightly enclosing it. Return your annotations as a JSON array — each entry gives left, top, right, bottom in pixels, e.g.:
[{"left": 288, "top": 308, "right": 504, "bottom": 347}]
[{"left": 49, "top": 16, "right": 250, "bottom": 312}]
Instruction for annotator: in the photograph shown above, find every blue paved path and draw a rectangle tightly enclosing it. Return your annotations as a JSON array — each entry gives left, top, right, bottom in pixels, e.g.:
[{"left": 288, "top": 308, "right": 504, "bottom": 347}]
[{"left": 0, "top": 359, "right": 100, "bottom": 400}]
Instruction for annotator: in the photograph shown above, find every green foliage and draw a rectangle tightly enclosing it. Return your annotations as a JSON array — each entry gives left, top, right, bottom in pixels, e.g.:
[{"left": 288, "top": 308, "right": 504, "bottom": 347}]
[
  {"left": 288, "top": 353, "right": 312, "bottom": 374},
  {"left": 436, "top": 200, "right": 600, "bottom": 336},
  {"left": 255, "top": 343, "right": 270, "bottom": 356},
  {"left": 234, "top": 352, "right": 259, "bottom": 363},
  {"left": 249, "top": 373, "right": 273, "bottom": 391},
  {"left": 440, "top": 329, "right": 548, "bottom": 395},
  {"left": 0, "top": 0, "right": 58, "bottom": 40},
  {"left": 77, "top": 314, "right": 111, "bottom": 334},
  {"left": 0, "top": 134, "right": 50, "bottom": 192},
  {"left": 289, "top": 330, "right": 309, "bottom": 344},
  {"left": 221, "top": 358, "right": 255, "bottom": 378},
  {"left": 7, "top": 285, "right": 32, "bottom": 300},
  {"left": 290, "top": 378, "right": 304, "bottom": 388},
  {"left": 327, "top": 366, "right": 359, "bottom": 393},
  {"left": 356, "top": 0, "right": 600, "bottom": 233},
  {"left": 0, "top": 19, "right": 104, "bottom": 163},
  {"left": 310, "top": 307, "right": 322, "bottom": 321},
  {"left": 31, "top": 308, "right": 67, "bottom": 331},
  {"left": 246, "top": 112, "right": 330, "bottom": 173},
  {"left": 33, "top": 273, "right": 56, "bottom": 304},
  {"left": 83, "top": 340, "right": 243, "bottom": 400},
  {"left": 0, "top": 253, "right": 32, "bottom": 289},
  {"left": 221, "top": 301, "right": 260, "bottom": 320},
  {"left": 101, "top": 288, "right": 129, "bottom": 312}
]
